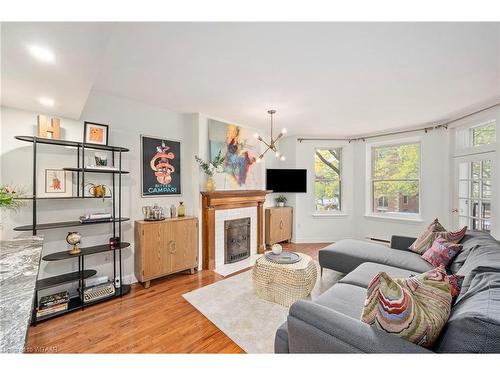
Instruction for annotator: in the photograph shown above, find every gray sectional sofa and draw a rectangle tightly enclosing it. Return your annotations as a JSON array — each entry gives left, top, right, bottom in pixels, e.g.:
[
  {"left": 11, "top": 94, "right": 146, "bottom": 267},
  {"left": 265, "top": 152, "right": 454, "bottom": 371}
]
[{"left": 275, "top": 231, "right": 500, "bottom": 353}]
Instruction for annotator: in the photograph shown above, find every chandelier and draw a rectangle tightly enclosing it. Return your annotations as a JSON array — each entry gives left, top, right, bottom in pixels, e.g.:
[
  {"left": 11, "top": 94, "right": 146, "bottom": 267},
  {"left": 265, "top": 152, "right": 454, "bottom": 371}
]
[{"left": 254, "top": 110, "right": 287, "bottom": 163}]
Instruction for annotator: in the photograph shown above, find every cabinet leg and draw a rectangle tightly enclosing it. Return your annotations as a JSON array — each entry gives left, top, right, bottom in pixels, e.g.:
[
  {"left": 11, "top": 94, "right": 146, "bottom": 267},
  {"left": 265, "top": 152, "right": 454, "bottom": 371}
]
[
  {"left": 143, "top": 281, "right": 150, "bottom": 289},
  {"left": 190, "top": 268, "right": 195, "bottom": 275}
]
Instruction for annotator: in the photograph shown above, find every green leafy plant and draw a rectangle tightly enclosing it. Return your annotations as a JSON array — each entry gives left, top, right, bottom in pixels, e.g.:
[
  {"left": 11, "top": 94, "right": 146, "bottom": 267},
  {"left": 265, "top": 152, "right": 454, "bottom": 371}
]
[
  {"left": 275, "top": 195, "right": 287, "bottom": 204},
  {"left": 195, "top": 150, "right": 225, "bottom": 177},
  {"left": 0, "top": 185, "right": 26, "bottom": 210}
]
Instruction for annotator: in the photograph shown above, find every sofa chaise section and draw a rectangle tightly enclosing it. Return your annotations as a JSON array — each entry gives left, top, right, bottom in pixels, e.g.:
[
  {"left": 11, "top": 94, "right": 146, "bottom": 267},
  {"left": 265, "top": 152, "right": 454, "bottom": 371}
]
[{"left": 319, "top": 237, "right": 432, "bottom": 274}]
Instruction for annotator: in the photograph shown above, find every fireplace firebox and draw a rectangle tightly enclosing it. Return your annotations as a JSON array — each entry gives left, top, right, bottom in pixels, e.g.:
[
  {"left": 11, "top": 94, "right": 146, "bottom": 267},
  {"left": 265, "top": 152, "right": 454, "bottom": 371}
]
[{"left": 224, "top": 217, "right": 251, "bottom": 264}]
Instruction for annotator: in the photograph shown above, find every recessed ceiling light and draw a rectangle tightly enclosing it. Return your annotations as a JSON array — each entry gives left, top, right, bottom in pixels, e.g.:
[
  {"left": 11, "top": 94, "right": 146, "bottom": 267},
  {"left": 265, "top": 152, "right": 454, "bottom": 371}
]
[
  {"left": 39, "top": 97, "right": 55, "bottom": 107},
  {"left": 27, "top": 45, "right": 56, "bottom": 64}
]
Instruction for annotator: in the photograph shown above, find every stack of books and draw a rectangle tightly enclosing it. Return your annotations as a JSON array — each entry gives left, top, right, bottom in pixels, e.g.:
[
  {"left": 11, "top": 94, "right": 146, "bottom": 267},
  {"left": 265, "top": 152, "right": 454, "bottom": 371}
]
[
  {"left": 79, "top": 213, "right": 113, "bottom": 223},
  {"left": 37, "top": 291, "right": 69, "bottom": 318}
]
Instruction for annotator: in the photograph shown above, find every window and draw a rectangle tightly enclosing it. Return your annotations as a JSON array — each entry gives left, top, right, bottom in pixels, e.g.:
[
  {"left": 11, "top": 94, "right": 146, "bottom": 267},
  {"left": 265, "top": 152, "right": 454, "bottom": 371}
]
[
  {"left": 314, "top": 148, "right": 342, "bottom": 212},
  {"left": 370, "top": 142, "right": 420, "bottom": 216},
  {"left": 472, "top": 121, "right": 496, "bottom": 146},
  {"left": 456, "top": 120, "right": 496, "bottom": 150},
  {"left": 458, "top": 159, "right": 492, "bottom": 231}
]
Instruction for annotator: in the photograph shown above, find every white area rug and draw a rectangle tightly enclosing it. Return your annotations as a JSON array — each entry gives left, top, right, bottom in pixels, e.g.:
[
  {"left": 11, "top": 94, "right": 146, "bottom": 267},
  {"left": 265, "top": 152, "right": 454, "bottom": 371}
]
[{"left": 182, "top": 263, "right": 342, "bottom": 353}]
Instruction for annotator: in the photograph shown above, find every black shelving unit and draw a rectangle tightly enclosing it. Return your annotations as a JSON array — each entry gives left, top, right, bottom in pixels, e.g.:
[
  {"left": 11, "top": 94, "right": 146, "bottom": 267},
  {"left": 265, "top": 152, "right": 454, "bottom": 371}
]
[{"left": 14, "top": 136, "right": 131, "bottom": 324}]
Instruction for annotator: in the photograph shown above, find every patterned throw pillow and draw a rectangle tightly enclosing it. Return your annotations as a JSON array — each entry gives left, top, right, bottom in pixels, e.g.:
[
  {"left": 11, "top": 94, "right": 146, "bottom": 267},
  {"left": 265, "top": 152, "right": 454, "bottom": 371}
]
[
  {"left": 409, "top": 218, "right": 447, "bottom": 254},
  {"left": 448, "top": 274, "right": 465, "bottom": 298},
  {"left": 422, "top": 237, "right": 463, "bottom": 268},
  {"left": 361, "top": 266, "right": 452, "bottom": 348},
  {"left": 409, "top": 218, "right": 467, "bottom": 255}
]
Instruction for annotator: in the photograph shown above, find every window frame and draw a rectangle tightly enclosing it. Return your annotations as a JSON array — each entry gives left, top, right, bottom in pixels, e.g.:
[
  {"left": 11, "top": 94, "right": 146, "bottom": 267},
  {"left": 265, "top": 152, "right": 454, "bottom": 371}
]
[
  {"left": 366, "top": 137, "right": 422, "bottom": 220},
  {"left": 313, "top": 147, "right": 343, "bottom": 214}
]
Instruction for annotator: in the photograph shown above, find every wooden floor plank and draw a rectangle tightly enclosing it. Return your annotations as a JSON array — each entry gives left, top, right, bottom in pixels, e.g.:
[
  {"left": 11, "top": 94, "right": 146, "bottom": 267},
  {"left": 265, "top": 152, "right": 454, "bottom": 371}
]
[{"left": 26, "top": 243, "right": 327, "bottom": 353}]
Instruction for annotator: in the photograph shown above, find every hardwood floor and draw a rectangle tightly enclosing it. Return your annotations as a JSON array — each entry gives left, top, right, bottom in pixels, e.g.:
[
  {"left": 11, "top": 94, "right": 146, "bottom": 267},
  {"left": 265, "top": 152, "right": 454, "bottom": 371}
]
[{"left": 26, "top": 242, "right": 328, "bottom": 354}]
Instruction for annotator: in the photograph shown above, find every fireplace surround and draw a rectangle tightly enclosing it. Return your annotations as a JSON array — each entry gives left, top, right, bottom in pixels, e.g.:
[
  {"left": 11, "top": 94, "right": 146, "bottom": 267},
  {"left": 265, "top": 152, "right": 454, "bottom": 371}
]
[{"left": 200, "top": 190, "right": 271, "bottom": 270}]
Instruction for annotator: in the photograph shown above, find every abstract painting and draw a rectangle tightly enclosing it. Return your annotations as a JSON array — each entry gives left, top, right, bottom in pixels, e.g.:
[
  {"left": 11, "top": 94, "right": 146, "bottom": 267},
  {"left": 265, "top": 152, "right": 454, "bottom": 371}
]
[
  {"left": 141, "top": 135, "right": 181, "bottom": 196},
  {"left": 208, "top": 119, "right": 264, "bottom": 190}
]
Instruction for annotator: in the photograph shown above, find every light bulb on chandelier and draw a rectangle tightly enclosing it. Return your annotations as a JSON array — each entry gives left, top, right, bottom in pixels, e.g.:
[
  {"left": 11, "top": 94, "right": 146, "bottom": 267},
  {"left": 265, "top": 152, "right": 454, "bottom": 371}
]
[
  {"left": 275, "top": 151, "right": 281, "bottom": 158},
  {"left": 280, "top": 155, "right": 286, "bottom": 161}
]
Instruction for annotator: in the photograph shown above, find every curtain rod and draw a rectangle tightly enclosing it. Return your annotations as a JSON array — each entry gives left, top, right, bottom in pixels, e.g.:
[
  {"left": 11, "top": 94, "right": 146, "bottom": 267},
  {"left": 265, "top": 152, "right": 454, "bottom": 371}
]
[{"left": 297, "top": 102, "right": 500, "bottom": 143}]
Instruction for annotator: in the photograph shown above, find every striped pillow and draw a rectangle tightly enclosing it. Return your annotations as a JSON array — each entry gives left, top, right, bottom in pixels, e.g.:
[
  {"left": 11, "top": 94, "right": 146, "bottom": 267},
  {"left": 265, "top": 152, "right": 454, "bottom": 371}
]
[
  {"left": 361, "top": 266, "right": 452, "bottom": 348},
  {"left": 409, "top": 218, "right": 446, "bottom": 254}
]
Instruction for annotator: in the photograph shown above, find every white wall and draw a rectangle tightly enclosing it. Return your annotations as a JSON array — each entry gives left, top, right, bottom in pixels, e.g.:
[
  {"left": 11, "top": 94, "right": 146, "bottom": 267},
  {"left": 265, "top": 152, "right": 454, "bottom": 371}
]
[{"left": 1, "top": 91, "right": 197, "bottom": 293}]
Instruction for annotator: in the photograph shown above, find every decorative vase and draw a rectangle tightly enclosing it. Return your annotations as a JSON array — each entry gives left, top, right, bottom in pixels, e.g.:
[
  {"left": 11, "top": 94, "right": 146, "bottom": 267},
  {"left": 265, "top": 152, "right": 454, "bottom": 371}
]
[
  {"left": 178, "top": 201, "right": 185, "bottom": 217},
  {"left": 206, "top": 176, "right": 216, "bottom": 192},
  {"left": 277, "top": 202, "right": 285, "bottom": 207},
  {"left": 271, "top": 243, "right": 283, "bottom": 255}
]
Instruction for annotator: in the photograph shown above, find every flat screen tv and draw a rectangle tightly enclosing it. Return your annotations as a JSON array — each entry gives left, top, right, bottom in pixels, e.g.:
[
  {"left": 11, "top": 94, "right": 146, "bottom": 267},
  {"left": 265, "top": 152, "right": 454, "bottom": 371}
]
[{"left": 266, "top": 169, "right": 307, "bottom": 193}]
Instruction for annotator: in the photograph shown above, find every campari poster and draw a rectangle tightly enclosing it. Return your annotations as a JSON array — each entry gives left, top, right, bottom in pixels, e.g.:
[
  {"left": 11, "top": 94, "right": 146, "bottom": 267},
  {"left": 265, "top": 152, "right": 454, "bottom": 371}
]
[{"left": 141, "top": 135, "right": 181, "bottom": 196}]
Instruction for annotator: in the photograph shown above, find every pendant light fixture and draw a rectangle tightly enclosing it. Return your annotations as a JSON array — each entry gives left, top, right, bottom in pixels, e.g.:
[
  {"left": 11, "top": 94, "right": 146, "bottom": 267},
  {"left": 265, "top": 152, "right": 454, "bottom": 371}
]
[{"left": 254, "top": 110, "right": 287, "bottom": 163}]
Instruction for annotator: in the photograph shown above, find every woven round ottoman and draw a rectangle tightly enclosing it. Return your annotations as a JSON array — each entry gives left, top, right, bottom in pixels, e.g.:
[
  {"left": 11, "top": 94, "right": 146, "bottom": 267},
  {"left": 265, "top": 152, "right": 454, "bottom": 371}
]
[{"left": 252, "top": 252, "right": 317, "bottom": 307}]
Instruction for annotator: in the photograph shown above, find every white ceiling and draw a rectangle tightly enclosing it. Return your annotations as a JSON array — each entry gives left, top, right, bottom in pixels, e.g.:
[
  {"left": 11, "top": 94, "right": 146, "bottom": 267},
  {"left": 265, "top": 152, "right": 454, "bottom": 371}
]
[{"left": 2, "top": 22, "right": 499, "bottom": 136}]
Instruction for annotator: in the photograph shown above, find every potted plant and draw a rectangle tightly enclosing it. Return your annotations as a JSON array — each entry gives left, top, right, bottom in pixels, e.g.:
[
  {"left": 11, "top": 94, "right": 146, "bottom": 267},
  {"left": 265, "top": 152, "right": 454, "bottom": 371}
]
[
  {"left": 0, "top": 185, "right": 26, "bottom": 210},
  {"left": 275, "top": 195, "right": 287, "bottom": 207},
  {"left": 195, "top": 150, "right": 225, "bottom": 192}
]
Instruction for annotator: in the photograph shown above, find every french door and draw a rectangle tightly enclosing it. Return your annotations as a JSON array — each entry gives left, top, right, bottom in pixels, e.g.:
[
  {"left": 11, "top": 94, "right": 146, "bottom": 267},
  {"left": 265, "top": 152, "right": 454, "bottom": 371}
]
[{"left": 452, "top": 155, "right": 494, "bottom": 231}]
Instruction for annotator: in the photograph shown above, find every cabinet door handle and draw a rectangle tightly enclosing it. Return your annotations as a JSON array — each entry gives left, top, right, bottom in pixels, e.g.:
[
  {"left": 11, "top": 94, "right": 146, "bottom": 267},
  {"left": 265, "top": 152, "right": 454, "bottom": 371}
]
[
  {"left": 279, "top": 220, "right": 283, "bottom": 229},
  {"left": 168, "top": 240, "right": 176, "bottom": 254}
]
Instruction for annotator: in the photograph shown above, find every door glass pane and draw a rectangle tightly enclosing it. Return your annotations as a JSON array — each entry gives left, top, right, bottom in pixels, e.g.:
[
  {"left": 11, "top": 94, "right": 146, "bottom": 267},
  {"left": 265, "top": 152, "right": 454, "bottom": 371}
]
[
  {"left": 471, "top": 181, "right": 479, "bottom": 198},
  {"left": 471, "top": 162, "right": 480, "bottom": 179},
  {"left": 482, "top": 160, "right": 492, "bottom": 178},
  {"left": 472, "top": 219, "right": 480, "bottom": 230},
  {"left": 482, "top": 180, "right": 491, "bottom": 198},
  {"left": 484, "top": 220, "right": 491, "bottom": 231},
  {"left": 471, "top": 200, "right": 480, "bottom": 218},
  {"left": 482, "top": 201, "right": 491, "bottom": 219}
]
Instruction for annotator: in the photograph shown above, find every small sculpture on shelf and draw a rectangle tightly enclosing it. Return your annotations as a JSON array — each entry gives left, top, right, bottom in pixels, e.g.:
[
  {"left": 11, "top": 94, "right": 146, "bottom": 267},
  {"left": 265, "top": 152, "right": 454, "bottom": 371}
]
[
  {"left": 37, "top": 115, "right": 61, "bottom": 140},
  {"left": 66, "top": 232, "right": 82, "bottom": 255},
  {"left": 85, "top": 183, "right": 111, "bottom": 200},
  {"left": 178, "top": 201, "right": 185, "bottom": 217}
]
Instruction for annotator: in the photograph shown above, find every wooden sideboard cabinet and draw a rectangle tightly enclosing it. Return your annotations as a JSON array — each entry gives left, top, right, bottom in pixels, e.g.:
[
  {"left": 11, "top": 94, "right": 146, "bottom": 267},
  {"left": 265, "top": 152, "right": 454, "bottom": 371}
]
[
  {"left": 265, "top": 207, "right": 292, "bottom": 245},
  {"left": 134, "top": 216, "right": 198, "bottom": 288}
]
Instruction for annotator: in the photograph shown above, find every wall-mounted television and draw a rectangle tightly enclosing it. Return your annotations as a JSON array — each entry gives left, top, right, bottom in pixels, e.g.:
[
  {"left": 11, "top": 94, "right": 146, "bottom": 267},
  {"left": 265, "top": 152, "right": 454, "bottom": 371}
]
[{"left": 266, "top": 169, "right": 307, "bottom": 193}]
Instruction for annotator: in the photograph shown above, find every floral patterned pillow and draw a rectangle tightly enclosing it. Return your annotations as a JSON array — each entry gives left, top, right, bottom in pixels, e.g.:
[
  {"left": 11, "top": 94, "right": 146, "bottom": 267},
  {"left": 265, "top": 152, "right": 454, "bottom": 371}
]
[{"left": 422, "top": 237, "right": 463, "bottom": 268}]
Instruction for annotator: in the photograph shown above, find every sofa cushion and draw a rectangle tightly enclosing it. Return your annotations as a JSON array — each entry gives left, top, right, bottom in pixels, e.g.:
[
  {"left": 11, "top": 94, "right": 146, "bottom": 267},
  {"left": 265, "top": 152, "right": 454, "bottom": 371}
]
[
  {"left": 319, "top": 239, "right": 433, "bottom": 274},
  {"left": 450, "top": 231, "right": 500, "bottom": 275},
  {"left": 338, "top": 262, "right": 415, "bottom": 288},
  {"left": 274, "top": 322, "right": 289, "bottom": 353},
  {"left": 313, "top": 282, "right": 367, "bottom": 319},
  {"left": 434, "top": 268, "right": 500, "bottom": 353},
  {"left": 361, "top": 266, "right": 452, "bottom": 348}
]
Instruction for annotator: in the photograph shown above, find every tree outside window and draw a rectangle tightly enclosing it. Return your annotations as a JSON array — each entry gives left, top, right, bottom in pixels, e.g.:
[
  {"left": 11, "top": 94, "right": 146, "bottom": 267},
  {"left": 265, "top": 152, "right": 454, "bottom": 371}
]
[
  {"left": 315, "top": 148, "right": 341, "bottom": 212},
  {"left": 371, "top": 142, "right": 420, "bottom": 215}
]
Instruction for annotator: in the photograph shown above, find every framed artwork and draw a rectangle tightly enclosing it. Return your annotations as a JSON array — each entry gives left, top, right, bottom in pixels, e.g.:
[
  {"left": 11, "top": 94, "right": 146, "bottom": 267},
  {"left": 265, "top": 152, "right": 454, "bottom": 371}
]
[
  {"left": 208, "top": 119, "right": 264, "bottom": 190},
  {"left": 141, "top": 135, "right": 181, "bottom": 197},
  {"left": 84, "top": 121, "right": 109, "bottom": 145},
  {"left": 38, "top": 169, "right": 73, "bottom": 198}
]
